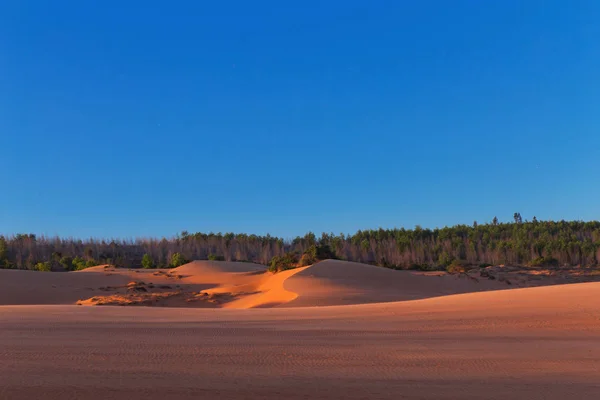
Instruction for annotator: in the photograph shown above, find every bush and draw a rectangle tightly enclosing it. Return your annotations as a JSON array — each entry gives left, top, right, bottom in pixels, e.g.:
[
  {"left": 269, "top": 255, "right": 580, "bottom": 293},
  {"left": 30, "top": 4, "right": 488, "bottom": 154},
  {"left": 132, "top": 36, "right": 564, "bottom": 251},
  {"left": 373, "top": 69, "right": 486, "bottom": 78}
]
[
  {"left": 169, "top": 253, "right": 187, "bottom": 268},
  {"left": 67, "top": 257, "right": 100, "bottom": 271},
  {"left": 0, "top": 236, "right": 7, "bottom": 262},
  {"left": 298, "top": 244, "right": 337, "bottom": 267},
  {"left": 315, "top": 244, "right": 336, "bottom": 260},
  {"left": 408, "top": 263, "right": 438, "bottom": 271},
  {"left": 208, "top": 254, "right": 225, "bottom": 261},
  {"left": 72, "top": 256, "right": 87, "bottom": 271},
  {"left": 34, "top": 261, "right": 51, "bottom": 272},
  {"left": 438, "top": 251, "right": 454, "bottom": 267},
  {"left": 298, "top": 252, "right": 315, "bottom": 267},
  {"left": 268, "top": 252, "right": 299, "bottom": 273},
  {"left": 141, "top": 254, "right": 155, "bottom": 269},
  {"left": 479, "top": 263, "right": 492, "bottom": 268},
  {"left": 59, "top": 256, "right": 74, "bottom": 271},
  {"left": 528, "top": 256, "right": 559, "bottom": 267},
  {"left": 446, "top": 260, "right": 467, "bottom": 274}
]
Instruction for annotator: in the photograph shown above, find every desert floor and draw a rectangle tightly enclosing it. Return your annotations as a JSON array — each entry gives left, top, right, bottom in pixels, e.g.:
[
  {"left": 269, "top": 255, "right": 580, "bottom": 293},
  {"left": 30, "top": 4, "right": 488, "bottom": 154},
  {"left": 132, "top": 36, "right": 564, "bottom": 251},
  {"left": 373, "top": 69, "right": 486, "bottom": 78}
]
[{"left": 1, "top": 260, "right": 599, "bottom": 399}]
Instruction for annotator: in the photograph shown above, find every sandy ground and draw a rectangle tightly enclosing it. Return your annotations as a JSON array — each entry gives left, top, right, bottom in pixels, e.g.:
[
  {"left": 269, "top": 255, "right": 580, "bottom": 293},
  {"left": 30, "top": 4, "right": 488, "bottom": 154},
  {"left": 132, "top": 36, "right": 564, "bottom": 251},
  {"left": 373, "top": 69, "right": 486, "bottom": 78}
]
[
  {"left": 0, "top": 260, "right": 512, "bottom": 308},
  {"left": 1, "top": 260, "right": 599, "bottom": 399}
]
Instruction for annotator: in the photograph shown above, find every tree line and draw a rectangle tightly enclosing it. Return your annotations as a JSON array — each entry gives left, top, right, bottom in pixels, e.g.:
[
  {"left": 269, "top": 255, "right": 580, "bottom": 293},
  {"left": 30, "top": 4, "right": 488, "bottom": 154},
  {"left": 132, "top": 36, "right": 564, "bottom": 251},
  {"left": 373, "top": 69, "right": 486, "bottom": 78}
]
[{"left": 1, "top": 216, "right": 599, "bottom": 271}]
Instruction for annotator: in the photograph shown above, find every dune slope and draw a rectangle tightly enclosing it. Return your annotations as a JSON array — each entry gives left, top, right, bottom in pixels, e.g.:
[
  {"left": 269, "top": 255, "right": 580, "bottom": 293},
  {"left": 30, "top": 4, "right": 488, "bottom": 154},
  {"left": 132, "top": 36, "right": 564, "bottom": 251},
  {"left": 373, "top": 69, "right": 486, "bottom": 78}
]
[
  {"left": 283, "top": 259, "right": 508, "bottom": 306},
  {"left": 1, "top": 282, "right": 599, "bottom": 399},
  {"left": 0, "top": 260, "right": 511, "bottom": 308}
]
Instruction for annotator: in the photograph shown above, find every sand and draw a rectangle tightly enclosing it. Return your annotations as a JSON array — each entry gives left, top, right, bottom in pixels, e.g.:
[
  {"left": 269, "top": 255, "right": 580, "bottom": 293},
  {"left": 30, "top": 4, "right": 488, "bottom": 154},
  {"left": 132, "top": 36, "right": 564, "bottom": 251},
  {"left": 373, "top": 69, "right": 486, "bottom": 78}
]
[
  {"left": 1, "top": 260, "right": 599, "bottom": 399},
  {"left": 283, "top": 259, "right": 509, "bottom": 306},
  {"left": 0, "top": 260, "right": 512, "bottom": 308}
]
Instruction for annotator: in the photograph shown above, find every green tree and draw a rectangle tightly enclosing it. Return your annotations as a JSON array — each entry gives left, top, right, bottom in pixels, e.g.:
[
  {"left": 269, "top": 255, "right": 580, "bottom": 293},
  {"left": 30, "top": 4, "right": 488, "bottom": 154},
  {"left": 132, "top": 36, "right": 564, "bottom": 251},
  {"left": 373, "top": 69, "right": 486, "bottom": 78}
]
[
  {"left": 513, "top": 212, "right": 523, "bottom": 224},
  {"left": 438, "top": 251, "right": 454, "bottom": 266},
  {"left": 268, "top": 252, "right": 299, "bottom": 273},
  {"left": 0, "top": 236, "right": 8, "bottom": 261},
  {"left": 72, "top": 256, "right": 87, "bottom": 271},
  {"left": 59, "top": 256, "right": 74, "bottom": 271},
  {"left": 141, "top": 253, "right": 155, "bottom": 269},
  {"left": 170, "top": 253, "right": 186, "bottom": 268},
  {"left": 34, "top": 261, "right": 51, "bottom": 272}
]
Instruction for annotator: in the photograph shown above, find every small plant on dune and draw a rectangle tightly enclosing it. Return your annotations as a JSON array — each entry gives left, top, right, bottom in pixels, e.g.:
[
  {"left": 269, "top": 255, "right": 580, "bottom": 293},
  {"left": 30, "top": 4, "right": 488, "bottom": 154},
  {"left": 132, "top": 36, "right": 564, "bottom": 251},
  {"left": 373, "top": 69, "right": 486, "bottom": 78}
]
[
  {"left": 0, "top": 237, "right": 14, "bottom": 269},
  {"left": 68, "top": 256, "right": 100, "bottom": 271},
  {"left": 268, "top": 252, "right": 299, "bottom": 273},
  {"left": 446, "top": 259, "right": 467, "bottom": 274},
  {"left": 141, "top": 253, "right": 155, "bottom": 269},
  {"left": 438, "top": 251, "right": 454, "bottom": 267},
  {"left": 299, "top": 245, "right": 316, "bottom": 267},
  {"left": 408, "top": 263, "right": 438, "bottom": 271},
  {"left": 298, "top": 244, "right": 337, "bottom": 267},
  {"left": 59, "top": 256, "right": 74, "bottom": 271},
  {"left": 169, "top": 252, "right": 187, "bottom": 268},
  {"left": 34, "top": 261, "right": 52, "bottom": 272},
  {"left": 314, "top": 244, "right": 336, "bottom": 260},
  {"left": 298, "top": 252, "right": 314, "bottom": 267},
  {"left": 208, "top": 254, "right": 225, "bottom": 261},
  {"left": 0, "top": 236, "right": 7, "bottom": 264},
  {"left": 528, "top": 256, "right": 559, "bottom": 268},
  {"left": 72, "top": 256, "right": 87, "bottom": 271}
]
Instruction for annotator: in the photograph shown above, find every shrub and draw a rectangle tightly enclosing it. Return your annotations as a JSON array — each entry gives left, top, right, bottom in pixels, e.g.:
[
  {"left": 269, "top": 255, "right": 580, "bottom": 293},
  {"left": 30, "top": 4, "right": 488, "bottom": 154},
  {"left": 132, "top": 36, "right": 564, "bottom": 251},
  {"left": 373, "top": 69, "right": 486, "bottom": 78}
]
[
  {"left": 66, "top": 257, "right": 100, "bottom": 271},
  {"left": 208, "top": 254, "right": 225, "bottom": 261},
  {"left": 315, "top": 244, "right": 336, "bottom": 260},
  {"left": 479, "top": 263, "right": 492, "bottom": 268},
  {"left": 59, "top": 256, "right": 74, "bottom": 271},
  {"left": 34, "top": 261, "right": 51, "bottom": 272},
  {"left": 298, "top": 244, "right": 336, "bottom": 267},
  {"left": 528, "top": 256, "right": 559, "bottom": 267},
  {"left": 0, "top": 236, "right": 7, "bottom": 261},
  {"left": 298, "top": 252, "right": 315, "bottom": 267},
  {"left": 141, "top": 254, "right": 155, "bottom": 269},
  {"left": 438, "top": 251, "right": 454, "bottom": 267},
  {"left": 446, "top": 259, "right": 467, "bottom": 274},
  {"left": 72, "top": 256, "right": 87, "bottom": 271},
  {"left": 408, "top": 263, "right": 438, "bottom": 271},
  {"left": 169, "top": 252, "right": 187, "bottom": 268},
  {"left": 268, "top": 252, "right": 299, "bottom": 273}
]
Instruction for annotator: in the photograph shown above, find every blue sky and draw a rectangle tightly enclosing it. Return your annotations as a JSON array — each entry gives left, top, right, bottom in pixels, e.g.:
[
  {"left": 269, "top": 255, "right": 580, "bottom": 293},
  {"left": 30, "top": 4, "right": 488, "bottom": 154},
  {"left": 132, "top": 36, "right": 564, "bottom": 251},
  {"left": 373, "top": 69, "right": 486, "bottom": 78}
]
[{"left": 1, "top": 1, "right": 599, "bottom": 239}]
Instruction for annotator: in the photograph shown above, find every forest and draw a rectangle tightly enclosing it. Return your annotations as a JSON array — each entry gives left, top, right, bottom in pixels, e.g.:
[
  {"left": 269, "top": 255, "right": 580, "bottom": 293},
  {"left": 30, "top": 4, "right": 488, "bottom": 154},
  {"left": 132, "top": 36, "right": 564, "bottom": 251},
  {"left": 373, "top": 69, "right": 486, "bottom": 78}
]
[{"left": 1, "top": 214, "right": 599, "bottom": 272}]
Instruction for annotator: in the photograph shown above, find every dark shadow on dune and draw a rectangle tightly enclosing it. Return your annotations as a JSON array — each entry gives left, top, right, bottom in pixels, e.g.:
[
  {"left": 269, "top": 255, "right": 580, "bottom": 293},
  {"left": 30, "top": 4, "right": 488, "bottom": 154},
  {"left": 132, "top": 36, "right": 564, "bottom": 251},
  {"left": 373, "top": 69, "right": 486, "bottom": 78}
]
[{"left": 252, "top": 302, "right": 285, "bottom": 308}]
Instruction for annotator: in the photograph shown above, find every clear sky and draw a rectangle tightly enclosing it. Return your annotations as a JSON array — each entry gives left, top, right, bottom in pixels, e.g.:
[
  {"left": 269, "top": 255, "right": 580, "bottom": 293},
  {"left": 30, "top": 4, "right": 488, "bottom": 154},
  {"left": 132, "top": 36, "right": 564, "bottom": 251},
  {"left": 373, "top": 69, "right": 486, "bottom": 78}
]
[{"left": 1, "top": 1, "right": 599, "bottom": 239}]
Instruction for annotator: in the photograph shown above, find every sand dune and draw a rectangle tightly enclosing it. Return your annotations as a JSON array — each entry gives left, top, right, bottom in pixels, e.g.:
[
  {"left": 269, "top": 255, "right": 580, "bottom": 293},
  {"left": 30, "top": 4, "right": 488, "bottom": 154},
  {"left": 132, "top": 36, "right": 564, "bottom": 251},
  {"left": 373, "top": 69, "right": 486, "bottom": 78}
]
[
  {"left": 1, "top": 282, "right": 599, "bottom": 399},
  {"left": 283, "top": 259, "right": 508, "bottom": 306},
  {"left": 0, "top": 268, "right": 132, "bottom": 305},
  {"left": 1, "top": 261, "right": 599, "bottom": 399},
  {"left": 171, "top": 260, "right": 266, "bottom": 277},
  {"left": 0, "top": 261, "right": 270, "bottom": 307},
  {"left": 0, "top": 260, "right": 516, "bottom": 308}
]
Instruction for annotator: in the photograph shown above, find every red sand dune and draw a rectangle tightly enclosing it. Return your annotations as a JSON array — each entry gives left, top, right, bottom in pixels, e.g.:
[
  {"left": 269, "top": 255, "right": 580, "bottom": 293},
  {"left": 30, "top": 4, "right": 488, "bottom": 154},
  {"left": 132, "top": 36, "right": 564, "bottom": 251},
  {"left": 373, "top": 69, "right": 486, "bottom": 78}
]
[
  {"left": 1, "top": 260, "right": 599, "bottom": 399},
  {"left": 0, "top": 259, "right": 510, "bottom": 308}
]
